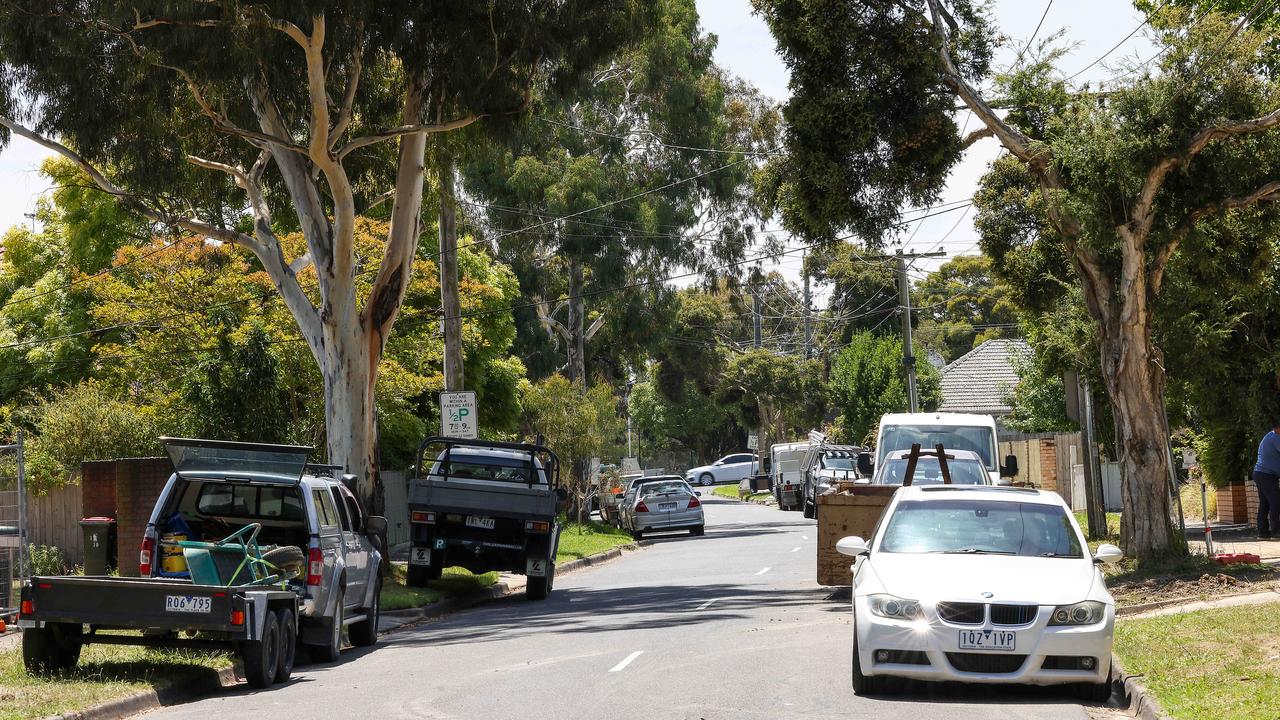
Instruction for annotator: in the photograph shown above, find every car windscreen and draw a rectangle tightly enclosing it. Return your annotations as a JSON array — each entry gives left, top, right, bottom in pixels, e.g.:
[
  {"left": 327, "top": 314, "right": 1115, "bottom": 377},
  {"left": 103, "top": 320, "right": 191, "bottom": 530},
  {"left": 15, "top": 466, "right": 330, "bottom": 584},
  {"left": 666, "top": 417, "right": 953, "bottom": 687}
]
[
  {"left": 821, "top": 457, "right": 855, "bottom": 469},
  {"left": 433, "top": 455, "right": 545, "bottom": 484},
  {"left": 195, "top": 483, "right": 305, "bottom": 521},
  {"left": 638, "top": 481, "right": 690, "bottom": 497},
  {"left": 878, "top": 425, "right": 995, "bottom": 469},
  {"left": 876, "top": 458, "right": 988, "bottom": 486},
  {"left": 879, "top": 499, "right": 1083, "bottom": 558}
]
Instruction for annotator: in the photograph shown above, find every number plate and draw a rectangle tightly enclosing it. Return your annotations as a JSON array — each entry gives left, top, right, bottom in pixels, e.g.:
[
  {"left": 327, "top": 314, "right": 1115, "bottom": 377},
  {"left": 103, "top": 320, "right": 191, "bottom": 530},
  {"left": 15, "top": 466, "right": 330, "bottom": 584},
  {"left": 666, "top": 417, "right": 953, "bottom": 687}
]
[
  {"left": 409, "top": 547, "right": 432, "bottom": 566},
  {"left": 526, "top": 557, "right": 547, "bottom": 577},
  {"left": 466, "top": 515, "right": 496, "bottom": 530},
  {"left": 658, "top": 502, "right": 677, "bottom": 510},
  {"left": 958, "top": 629, "right": 1016, "bottom": 651},
  {"left": 165, "top": 595, "right": 212, "bottom": 614}
]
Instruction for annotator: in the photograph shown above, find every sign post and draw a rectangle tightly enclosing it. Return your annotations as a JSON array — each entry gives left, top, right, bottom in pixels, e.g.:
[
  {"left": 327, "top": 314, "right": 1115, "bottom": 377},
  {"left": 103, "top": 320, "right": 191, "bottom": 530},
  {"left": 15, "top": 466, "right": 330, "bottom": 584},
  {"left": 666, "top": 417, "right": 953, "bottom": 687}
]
[{"left": 440, "top": 391, "right": 478, "bottom": 439}]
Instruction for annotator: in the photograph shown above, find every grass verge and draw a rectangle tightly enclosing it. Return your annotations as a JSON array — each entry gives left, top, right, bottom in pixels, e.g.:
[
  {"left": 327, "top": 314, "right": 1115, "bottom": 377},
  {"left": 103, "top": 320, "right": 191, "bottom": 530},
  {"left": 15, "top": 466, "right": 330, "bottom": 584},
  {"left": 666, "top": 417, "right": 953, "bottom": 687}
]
[
  {"left": 1115, "top": 601, "right": 1280, "bottom": 720},
  {"left": 0, "top": 642, "right": 230, "bottom": 720},
  {"left": 1103, "top": 553, "right": 1278, "bottom": 608},
  {"left": 556, "top": 520, "right": 632, "bottom": 564},
  {"left": 711, "top": 485, "right": 741, "bottom": 500},
  {"left": 381, "top": 563, "right": 499, "bottom": 611}
]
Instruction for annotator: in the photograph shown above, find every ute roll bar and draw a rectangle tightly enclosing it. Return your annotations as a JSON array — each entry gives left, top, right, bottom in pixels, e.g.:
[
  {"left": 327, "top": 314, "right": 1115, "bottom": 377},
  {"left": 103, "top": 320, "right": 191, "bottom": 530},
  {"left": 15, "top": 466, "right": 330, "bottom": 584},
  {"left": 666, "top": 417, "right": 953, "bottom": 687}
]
[{"left": 414, "top": 436, "right": 561, "bottom": 488}]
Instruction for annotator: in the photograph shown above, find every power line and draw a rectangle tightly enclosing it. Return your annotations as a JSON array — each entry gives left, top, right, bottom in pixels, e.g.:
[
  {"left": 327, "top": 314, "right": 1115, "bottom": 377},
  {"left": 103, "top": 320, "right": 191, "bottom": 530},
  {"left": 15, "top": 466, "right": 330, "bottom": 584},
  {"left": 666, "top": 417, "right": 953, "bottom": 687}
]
[
  {"left": 1066, "top": 0, "right": 1171, "bottom": 81},
  {"left": 537, "top": 117, "right": 783, "bottom": 157},
  {"left": 1013, "top": 0, "right": 1054, "bottom": 69}
]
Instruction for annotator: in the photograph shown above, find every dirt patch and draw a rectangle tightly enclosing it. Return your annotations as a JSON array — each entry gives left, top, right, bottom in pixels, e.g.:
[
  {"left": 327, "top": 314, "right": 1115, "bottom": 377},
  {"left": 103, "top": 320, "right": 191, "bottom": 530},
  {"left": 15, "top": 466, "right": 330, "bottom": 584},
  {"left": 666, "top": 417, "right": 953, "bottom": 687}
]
[{"left": 1109, "top": 565, "right": 1279, "bottom": 608}]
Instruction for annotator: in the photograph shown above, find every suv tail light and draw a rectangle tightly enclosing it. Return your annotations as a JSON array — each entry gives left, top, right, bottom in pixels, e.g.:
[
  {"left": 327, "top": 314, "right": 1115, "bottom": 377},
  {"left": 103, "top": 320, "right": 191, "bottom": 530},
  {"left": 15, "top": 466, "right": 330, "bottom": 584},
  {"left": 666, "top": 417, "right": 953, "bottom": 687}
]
[
  {"left": 634, "top": 500, "right": 650, "bottom": 513},
  {"left": 687, "top": 495, "right": 701, "bottom": 508},
  {"left": 139, "top": 535, "right": 156, "bottom": 577},
  {"left": 307, "top": 544, "right": 324, "bottom": 586}
]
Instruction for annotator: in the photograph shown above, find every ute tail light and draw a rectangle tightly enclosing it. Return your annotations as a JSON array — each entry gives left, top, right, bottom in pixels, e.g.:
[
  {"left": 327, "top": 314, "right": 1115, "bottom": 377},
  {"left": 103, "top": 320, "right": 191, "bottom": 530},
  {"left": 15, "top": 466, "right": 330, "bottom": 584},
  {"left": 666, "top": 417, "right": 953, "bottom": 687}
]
[
  {"left": 410, "top": 510, "right": 435, "bottom": 524},
  {"left": 307, "top": 543, "right": 324, "bottom": 586},
  {"left": 139, "top": 535, "right": 156, "bottom": 577},
  {"left": 525, "top": 520, "right": 550, "bottom": 533},
  {"left": 20, "top": 599, "right": 34, "bottom": 616},
  {"left": 687, "top": 495, "right": 701, "bottom": 508},
  {"left": 635, "top": 500, "right": 650, "bottom": 513}
]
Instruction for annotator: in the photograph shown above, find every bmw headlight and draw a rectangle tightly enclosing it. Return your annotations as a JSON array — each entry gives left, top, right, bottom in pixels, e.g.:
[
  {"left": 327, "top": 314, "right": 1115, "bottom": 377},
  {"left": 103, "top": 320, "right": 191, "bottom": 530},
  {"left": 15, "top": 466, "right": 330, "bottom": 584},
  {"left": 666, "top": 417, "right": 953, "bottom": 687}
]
[
  {"left": 1047, "top": 601, "right": 1106, "bottom": 626},
  {"left": 866, "top": 594, "right": 923, "bottom": 621}
]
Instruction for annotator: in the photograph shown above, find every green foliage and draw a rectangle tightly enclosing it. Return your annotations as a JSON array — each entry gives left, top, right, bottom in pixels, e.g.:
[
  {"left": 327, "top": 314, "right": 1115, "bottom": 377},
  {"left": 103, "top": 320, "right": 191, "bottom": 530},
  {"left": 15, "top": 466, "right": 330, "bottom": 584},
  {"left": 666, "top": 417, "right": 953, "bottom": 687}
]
[
  {"left": 828, "top": 332, "right": 942, "bottom": 445},
  {"left": 522, "top": 375, "right": 620, "bottom": 488},
  {"left": 805, "top": 244, "right": 899, "bottom": 347},
  {"left": 913, "top": 255, "right": 1019, "bottom": 361},
  {"left": 1003, "top": 348, "right": 1077, "bottom": 434},
  {"left": 753, "top": 0, "right": 995, "bottom": 242},
  {"left": 22, "top": 382, "right": 159, "bottom": 492},
  {"left": 26, "top": 543, "right": 68, "bottom": 576},
  {"left": 717, "top": 349, "right": 827, "bottom": 448}
]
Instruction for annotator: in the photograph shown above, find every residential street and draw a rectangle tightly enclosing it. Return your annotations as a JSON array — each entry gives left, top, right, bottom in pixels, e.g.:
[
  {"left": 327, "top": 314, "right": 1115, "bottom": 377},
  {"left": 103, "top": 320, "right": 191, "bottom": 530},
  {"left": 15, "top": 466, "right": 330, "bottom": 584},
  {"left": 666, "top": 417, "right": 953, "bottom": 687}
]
[{"left": 142, "top": 497, "right": 1095, "bottom": 720}]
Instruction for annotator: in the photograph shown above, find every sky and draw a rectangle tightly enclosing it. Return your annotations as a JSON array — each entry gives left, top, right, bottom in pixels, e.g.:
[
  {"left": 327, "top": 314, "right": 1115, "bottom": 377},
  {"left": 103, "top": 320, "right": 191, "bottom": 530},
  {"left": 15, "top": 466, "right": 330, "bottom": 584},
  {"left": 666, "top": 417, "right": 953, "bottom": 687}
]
[{"left": 0, "top": 1, "right": 1159, "bottom": 295}]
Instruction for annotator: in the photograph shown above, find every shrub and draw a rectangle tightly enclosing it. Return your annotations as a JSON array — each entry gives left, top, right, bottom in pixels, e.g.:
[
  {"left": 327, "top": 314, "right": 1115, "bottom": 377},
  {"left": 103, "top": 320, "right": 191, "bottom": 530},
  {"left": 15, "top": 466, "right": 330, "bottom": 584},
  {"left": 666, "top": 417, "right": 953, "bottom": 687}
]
[{"left": 26, "top": 543, "right": 67, "bottom": 576}]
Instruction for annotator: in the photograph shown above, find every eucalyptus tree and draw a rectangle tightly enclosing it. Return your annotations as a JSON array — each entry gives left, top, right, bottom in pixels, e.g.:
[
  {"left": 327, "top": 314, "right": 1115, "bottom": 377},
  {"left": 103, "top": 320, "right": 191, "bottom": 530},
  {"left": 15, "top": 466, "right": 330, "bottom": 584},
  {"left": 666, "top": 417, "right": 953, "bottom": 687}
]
[
  {"left": 465, "top": 0, "right": 779, "bottom": 384},
  {"left": 0, "top": 1, "right": 648, "bottom": 509},
  {"left": 756, "top": 0, "right": 1280, "bottom": 561}
]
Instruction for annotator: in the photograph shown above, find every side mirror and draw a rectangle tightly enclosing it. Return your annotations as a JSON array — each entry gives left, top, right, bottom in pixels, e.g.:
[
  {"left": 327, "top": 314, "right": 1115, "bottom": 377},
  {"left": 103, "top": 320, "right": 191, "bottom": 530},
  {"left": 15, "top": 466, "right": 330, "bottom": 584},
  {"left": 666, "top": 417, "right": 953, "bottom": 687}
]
[
  {"left": 856, "top": 452, "right": 874, "bottom": 476},
  {"left": 1001, "top": 454, "right": 1019, "bottom": 477},
  {"left": 364, "top": 515, "right": 388, "bottom": 537},
  {"left": 1093, "top": 543, "right": 1123, "bottom": 564},
  {"left": 836, "top": 536, "right": 869, "bottom": 557},
  {"left": 695, "top": 491, "right": 702, "bottom": 497}
]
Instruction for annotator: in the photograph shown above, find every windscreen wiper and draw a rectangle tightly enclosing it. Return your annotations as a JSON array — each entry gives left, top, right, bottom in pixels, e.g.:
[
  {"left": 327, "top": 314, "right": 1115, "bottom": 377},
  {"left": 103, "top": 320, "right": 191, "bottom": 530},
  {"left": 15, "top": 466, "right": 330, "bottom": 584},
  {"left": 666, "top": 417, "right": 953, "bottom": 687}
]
[{"left": 937, "top": 547, "right": 1016, "bottom": 555}]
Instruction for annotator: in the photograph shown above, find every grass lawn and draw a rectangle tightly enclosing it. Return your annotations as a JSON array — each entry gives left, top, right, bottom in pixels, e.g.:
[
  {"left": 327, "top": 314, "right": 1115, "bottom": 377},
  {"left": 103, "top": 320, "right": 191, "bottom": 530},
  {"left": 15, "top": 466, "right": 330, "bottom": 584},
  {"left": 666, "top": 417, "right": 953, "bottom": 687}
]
[
  {"left": 381, "top": 563, "right": 499, "bottom": 611},
  {"left": 555, "top": 520, "right": 633, "bottom": 564},
  {"left": 1073, "top": 510, "right": 1122, "bottom": 548},
  {"left": 0, "top": 642, "right": 230, "bottom": 720},
  {"left": 712, "top": 485, "right": 741, "bottom": 500},
  {"left": 1115, "top": 601, "right": 1280, "bottom": 720}
]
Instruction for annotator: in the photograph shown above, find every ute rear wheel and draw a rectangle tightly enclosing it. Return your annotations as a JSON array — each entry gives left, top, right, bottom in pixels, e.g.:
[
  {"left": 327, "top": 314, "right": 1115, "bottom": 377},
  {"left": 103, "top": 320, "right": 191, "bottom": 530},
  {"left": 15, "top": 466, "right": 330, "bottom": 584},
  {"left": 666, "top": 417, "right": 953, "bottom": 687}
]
[
  {"left": 242, "top": 609, "right": 280, "bottom": 689},
  {"left": 526, "top": 554, "right": 555, "bottom": 601},
  {"left": 406, "top": 550, "right": 443, "bottom": 586},
  {"left": 803, "top": 497, "right": 816, "bottom": 519}
]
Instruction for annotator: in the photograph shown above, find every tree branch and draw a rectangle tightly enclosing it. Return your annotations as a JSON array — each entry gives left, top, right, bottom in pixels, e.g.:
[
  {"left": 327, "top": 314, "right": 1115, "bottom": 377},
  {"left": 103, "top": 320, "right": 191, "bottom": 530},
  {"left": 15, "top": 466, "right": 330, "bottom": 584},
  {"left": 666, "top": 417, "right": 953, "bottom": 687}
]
[
  {"left": 328, "top": 36, "right": 363, "bottom": 148},
  {"left": 961, "top": 126, "right": 994, "bottom": 149},
  {"left": 1150, "top": 179, "right": 1280, "bottom": 294},
  {"left": 337, "top": 115, "right": 483, "bottom": 158},
  {"left": 533, "top": 297, "right": 571, "bottom": 341}
]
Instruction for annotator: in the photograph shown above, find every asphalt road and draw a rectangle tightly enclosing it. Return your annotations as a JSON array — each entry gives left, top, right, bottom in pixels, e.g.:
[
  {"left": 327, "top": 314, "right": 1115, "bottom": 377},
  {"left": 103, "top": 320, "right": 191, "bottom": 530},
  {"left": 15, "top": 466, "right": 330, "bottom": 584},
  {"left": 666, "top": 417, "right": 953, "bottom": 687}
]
[{"left": 142, "top": 495, "right": 1101, "bottom": 720}]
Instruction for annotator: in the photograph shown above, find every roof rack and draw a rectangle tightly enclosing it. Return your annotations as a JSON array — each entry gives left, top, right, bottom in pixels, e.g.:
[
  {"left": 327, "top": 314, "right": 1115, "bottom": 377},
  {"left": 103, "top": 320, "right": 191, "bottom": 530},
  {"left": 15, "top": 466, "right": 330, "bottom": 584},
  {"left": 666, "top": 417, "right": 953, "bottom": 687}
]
[{"left": 918, "top": 485, "right": 1041, "bottom": 493}]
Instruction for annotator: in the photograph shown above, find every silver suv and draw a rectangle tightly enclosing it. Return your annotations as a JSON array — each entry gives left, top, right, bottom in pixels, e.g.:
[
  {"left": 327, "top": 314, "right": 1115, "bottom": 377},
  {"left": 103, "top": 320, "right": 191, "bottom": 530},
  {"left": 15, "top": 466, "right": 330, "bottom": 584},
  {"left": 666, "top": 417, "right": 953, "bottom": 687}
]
[{"left": 140, "top": 438, "right": 385, "bottom": 661}]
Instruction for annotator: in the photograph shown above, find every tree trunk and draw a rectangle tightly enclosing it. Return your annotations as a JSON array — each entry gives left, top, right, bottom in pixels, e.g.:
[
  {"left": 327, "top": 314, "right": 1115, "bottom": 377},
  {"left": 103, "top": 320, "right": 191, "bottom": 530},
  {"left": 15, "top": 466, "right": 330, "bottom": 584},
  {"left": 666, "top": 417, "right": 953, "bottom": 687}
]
[
  {"left": 439, "top": 156, "right": 464, "bottom": 392},
  {"left": 566, "top": 258, "right": 586, "bottom": 384},
  {"left": 321, "top": 320, "right": 384, "bottom": 516},
  {"left": 1097, "top": 317, "right": 1183, "bottom": 562}
]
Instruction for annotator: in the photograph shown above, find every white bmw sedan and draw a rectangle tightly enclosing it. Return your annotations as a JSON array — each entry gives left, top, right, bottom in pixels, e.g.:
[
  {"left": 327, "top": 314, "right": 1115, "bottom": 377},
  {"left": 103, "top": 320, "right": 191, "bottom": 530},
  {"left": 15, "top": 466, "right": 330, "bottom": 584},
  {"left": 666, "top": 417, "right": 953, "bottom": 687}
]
[{"left": 837, "top": 485, "right": 1123, "bottom": 700}]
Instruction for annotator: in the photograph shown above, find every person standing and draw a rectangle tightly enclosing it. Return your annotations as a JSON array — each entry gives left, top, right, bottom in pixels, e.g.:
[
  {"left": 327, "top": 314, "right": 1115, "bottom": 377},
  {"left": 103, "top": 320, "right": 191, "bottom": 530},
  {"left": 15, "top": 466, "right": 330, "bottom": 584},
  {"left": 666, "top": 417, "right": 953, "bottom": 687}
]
[{"left": 1252, "top": 424, "right": 1280, "bottom": 539}]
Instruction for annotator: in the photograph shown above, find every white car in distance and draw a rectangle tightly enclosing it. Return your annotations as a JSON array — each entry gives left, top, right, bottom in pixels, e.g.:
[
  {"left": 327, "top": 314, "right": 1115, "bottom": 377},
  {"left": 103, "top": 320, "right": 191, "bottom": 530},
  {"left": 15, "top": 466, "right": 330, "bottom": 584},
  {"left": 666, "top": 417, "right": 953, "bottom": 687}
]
[
  {"left": 685, "top": 453, "right": 758, "bottom": 486},
  {"left": 837, "top": 485, "right": 1122, "bottom": 700}
]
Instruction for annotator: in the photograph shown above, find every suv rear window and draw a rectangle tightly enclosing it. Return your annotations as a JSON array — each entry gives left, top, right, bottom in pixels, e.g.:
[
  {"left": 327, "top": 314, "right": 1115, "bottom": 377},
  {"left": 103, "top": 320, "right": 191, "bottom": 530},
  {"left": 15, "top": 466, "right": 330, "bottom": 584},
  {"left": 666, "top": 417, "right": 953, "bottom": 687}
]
[{"left": 196, "top": 483, "right": 304, "bottom": 521}]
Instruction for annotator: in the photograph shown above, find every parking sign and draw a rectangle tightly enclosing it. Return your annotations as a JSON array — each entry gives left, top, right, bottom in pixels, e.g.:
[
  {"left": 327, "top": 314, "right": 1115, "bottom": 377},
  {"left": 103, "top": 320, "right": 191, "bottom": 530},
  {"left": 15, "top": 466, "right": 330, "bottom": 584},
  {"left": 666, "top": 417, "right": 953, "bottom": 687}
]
[{"left": 440, "top": 391, "right": 478, "bottom": 439}]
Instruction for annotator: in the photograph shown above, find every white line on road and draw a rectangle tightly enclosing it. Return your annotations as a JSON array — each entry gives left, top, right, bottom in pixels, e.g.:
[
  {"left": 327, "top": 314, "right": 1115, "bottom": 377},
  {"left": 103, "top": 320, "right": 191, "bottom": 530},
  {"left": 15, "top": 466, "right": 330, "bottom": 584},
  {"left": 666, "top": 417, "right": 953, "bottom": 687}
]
[
  {"left": 609, "top": 651, "right": 644, "bottom": 673},
  {"left": 791, "top": 546, "right": 802, "bottom": 553},
  {"left": 802, "top": 535, "right": 809, "bottom": 540},
  {"left": 695, "top": 599, "right": 716, "bottom": 610},
  {"left": 756, "top": 567, "right": 771, "bottom": 576}
]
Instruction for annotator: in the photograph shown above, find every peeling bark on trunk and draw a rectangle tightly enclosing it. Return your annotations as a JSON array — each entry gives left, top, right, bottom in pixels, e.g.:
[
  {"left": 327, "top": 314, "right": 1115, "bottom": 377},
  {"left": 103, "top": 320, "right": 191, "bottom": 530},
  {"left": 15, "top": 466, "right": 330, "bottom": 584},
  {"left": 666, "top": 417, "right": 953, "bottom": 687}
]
[
  {"left": 566, "top": 258, "right": 587, "bottom": 384},
  {"left": 322, "top": 324, "right": 384, "bottom": 515},
  {"left": 439, "top": 156, "right": 464, "bottom": 392}
]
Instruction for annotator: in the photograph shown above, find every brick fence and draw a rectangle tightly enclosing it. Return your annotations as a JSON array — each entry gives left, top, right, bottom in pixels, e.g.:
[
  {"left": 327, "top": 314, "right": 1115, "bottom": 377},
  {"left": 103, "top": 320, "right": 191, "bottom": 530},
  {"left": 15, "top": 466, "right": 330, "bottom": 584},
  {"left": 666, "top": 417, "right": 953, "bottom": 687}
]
[
  {"left": 1216, "top": 481, "right": 1260, "bottom": 526},
  {"left": 80, "top": 457, "right": 171, "bottom": 576}
]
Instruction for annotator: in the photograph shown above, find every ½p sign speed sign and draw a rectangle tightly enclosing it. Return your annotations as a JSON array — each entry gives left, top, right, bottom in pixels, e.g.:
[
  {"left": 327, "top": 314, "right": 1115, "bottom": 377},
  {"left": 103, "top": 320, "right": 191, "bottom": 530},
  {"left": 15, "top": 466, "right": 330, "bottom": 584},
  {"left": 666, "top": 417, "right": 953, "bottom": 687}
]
[{"left": 441, "top": 391, "right": 478, "bottom": 439}]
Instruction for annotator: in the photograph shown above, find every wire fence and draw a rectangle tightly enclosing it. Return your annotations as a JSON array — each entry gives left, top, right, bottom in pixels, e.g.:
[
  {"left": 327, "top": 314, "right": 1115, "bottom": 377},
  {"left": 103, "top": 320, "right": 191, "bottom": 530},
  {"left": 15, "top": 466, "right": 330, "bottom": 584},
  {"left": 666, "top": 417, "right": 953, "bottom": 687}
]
[{"left": 0, "top": 432, "right": 28, "bottom": 621}]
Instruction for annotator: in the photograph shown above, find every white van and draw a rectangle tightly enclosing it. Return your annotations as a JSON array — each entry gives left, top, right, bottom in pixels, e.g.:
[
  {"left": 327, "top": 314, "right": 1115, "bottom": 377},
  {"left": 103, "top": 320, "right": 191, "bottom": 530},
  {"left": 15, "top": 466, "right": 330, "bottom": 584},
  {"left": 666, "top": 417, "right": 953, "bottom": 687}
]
[
  {"left": 874, "top": 412, "right": 1017, "bottom": 484},
  {"left": 769, "top": 442, "right": 810, "bottom": 511}
]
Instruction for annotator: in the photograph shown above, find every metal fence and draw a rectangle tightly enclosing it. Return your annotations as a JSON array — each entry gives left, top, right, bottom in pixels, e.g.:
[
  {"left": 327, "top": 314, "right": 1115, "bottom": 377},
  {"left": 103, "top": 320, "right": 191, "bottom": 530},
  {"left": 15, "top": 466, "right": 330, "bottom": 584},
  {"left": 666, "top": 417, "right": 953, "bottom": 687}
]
[{"left": 0, "top": 432, "right": 28, "bottom": 621}]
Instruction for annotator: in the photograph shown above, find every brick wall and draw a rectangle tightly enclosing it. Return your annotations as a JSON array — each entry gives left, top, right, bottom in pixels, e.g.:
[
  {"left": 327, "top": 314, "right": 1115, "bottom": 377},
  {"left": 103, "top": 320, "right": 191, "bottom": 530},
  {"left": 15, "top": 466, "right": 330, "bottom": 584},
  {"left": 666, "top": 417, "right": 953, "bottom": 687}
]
[
  {"left": 81, "top": 461, "right": 117, "bottom": 518},
  {"left": 113, "top": 458, "right": 172, "bottom": 577},
  {"left": 1039, "top": 439, "right": 1058, "bottom": 492},
  {"left": 1216, "top": 481, "right": 1260, "bottom": 526}
]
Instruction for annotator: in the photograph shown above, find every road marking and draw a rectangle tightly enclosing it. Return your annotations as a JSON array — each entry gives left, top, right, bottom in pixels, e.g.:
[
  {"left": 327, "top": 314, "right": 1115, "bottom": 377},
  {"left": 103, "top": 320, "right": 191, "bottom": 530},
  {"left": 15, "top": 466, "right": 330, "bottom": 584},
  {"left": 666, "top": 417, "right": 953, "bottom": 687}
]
[
  {"left": 695, "top": 598, "right": 716, "bottom": 610},
  {"left": 756, "top": 567, "right": 771, "bottom": 576},
  {"left": 609, "top": 651, "right": 644, "bottom": 673},
  {"left": 802, "top": 535, "right": 809, "bottom": 540},
  {"left": 791, "top": 546, "right": 802, "bottom": 553}
]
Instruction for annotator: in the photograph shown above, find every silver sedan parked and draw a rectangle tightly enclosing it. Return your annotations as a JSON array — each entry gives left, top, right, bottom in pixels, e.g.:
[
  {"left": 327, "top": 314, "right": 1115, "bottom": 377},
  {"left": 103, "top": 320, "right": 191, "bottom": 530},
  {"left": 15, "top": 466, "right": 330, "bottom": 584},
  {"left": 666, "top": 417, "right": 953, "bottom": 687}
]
[{"left": 622, "top": 478, "right": 705, "bottom": 539}]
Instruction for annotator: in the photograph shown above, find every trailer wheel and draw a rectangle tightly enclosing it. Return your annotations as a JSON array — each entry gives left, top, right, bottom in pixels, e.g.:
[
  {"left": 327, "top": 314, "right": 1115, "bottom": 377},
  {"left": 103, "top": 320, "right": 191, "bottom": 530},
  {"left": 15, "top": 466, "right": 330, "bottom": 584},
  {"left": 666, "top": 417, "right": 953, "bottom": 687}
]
[
  {"left": 274, "top": 608, "right": 297, "bottom": 684},
  {"left": 23, "top": 623, "right": 81, "bottom": 675},
  {"left": 241, "top": 610, "right": 280, "bottom": 689}
]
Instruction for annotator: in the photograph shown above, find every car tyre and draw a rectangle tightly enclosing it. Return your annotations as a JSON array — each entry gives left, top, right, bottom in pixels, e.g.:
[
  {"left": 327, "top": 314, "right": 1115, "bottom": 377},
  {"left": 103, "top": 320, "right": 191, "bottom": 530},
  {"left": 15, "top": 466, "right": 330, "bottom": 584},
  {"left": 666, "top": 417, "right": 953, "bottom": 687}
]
[
  {"left": 691, "top": 525, "right": 705, "bottom": 536},
  {"left": 349, "top": 578, "right": 380, "bottom": 647},
  {"left": 699, "top": 473, "right": 713, "bottom": 486},
  {"left": 631, "top": 529, "right": 643, "bottom": 540},
  {"left": 262, "top": 545, "right": 306, "bottom": 579},
  {"left": 309, "top": 588, "right": 343, "bottom": 663},
  {"left": 274, "top": 608, "right": 297, "bottom": 683},
  {"left": 1076, "top": 658, "right": 1113, "bottom": 703},
  {"left": 851, "top": 619, "right": 888, "bottom": 696},
  {"left": 526, "top": 555, "right": 554, "bottom": 601},
  {"left": 802, "top": 497, "right": 816, "bottom": 519},
  {"left": 241, "top": 609, "right": 280, "bottom": 689}
]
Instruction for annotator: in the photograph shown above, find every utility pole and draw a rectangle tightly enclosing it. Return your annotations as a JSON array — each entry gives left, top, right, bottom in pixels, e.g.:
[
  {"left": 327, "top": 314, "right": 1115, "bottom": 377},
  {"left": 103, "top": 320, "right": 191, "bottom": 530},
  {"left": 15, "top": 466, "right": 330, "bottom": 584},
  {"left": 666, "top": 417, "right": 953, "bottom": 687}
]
[
  {"left": 439, "top": 156, "right": 464, "bottom": 391},
  {"left": 753, "top": 287, "right": 762, "bottom": 349},
  {"left": 802, "top": 251, "right": 812, "bottom": 359},
  {"left": 893, "top": 249, "right": 945, "bottom": 412},
  {"left": 1080, "top": 377, "right": 1107, "bottom": 539}
]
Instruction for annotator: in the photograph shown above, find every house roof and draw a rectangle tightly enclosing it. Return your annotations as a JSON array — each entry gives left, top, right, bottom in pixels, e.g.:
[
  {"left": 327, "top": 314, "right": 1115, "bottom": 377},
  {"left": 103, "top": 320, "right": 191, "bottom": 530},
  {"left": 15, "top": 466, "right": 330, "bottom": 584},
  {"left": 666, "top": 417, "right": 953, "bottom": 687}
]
[{"left": 937, "top": 339, "right": 1030, "bottom": 416}]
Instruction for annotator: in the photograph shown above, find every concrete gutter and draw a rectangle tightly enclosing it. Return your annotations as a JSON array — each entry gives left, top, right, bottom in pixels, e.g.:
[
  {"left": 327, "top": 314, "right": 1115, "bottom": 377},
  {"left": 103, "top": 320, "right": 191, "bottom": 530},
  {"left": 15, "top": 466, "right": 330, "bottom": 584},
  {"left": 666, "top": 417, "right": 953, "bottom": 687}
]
[
  {"left": 48, "top": 541, "right": 644, "bottom": 720},
  {"left": 1111, "top": 656, "right": 1170, "bottom": 720}
]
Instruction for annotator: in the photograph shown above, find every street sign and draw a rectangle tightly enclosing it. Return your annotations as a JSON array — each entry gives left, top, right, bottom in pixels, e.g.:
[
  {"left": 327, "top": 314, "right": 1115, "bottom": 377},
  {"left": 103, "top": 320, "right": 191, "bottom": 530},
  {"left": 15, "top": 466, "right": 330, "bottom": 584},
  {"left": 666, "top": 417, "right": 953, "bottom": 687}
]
[
  {"left": 747, "top": 433, "right": 759, "bottom": 451},
  {"left": 1181, "top": 448, "right": 1198, "bottom": 470},
  {"left": 440, "top": 391, "right": 478, "bottom": 439}
]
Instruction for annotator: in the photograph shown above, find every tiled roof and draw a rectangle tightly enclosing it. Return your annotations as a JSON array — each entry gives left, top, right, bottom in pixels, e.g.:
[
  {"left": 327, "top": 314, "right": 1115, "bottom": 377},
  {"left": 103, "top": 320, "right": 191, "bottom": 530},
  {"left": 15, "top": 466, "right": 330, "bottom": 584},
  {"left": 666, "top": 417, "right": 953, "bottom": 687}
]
[{"left": 938, "top": 339, "right": 1030, "bottom": 416}]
